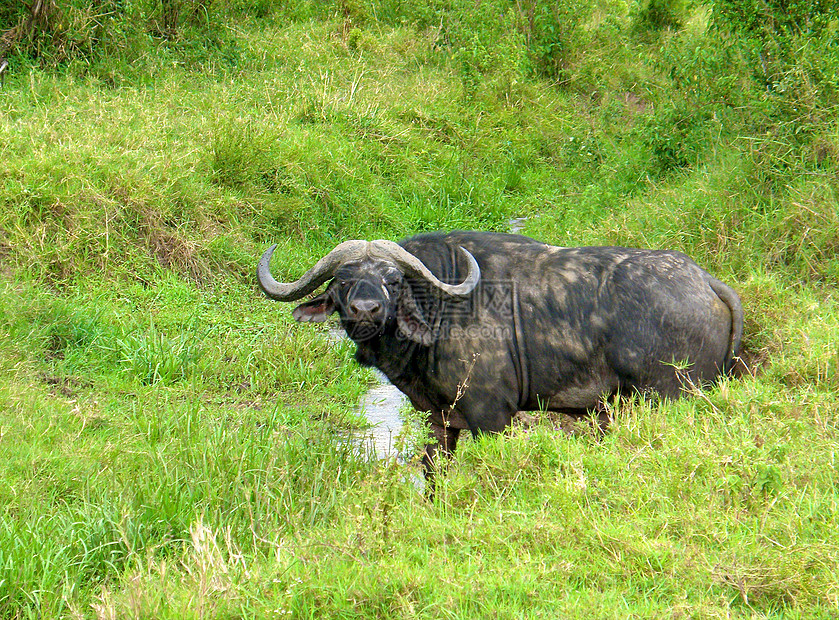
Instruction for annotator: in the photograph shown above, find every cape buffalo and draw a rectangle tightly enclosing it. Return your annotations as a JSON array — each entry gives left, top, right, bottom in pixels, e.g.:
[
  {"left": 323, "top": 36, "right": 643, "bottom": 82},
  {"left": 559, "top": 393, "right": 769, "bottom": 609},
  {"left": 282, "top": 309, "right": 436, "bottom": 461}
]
[{"left": 257, "top": 231, "right": 743, "bottom": 479}]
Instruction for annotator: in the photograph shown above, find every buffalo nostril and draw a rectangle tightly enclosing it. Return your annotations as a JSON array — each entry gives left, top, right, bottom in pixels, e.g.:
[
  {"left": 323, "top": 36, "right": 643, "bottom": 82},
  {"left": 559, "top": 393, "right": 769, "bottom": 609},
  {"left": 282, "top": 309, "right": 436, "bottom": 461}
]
[{"left": 350, "top": 300, "right": 382, "bottom": 317}]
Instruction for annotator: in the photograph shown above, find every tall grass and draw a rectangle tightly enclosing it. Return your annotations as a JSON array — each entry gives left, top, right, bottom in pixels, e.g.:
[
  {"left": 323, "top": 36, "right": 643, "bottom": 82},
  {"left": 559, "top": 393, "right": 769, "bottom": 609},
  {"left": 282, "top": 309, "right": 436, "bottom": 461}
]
[
  {"left": 1, "top": 1, "right": 838, "bottom": 617},
  {"left": 117, "top": 318, "right": 206, "bottom": 385},
  {"left": 0, "top": 358, "right": 375, "bottom": 617}
]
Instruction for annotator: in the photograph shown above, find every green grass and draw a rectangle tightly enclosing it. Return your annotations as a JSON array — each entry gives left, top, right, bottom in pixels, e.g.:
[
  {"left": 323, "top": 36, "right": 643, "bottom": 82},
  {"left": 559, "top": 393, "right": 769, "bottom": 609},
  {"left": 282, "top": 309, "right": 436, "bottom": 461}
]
[{"left": 1, "top": 2, "right": 838, "bottom": 617}]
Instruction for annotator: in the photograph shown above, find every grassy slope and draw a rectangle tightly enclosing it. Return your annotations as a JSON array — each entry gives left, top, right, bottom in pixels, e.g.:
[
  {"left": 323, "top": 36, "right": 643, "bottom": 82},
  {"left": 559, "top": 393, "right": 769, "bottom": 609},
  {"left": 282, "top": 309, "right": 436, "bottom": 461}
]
[{"left": 1, "top": 5, "right": 838, "bottom": 618}]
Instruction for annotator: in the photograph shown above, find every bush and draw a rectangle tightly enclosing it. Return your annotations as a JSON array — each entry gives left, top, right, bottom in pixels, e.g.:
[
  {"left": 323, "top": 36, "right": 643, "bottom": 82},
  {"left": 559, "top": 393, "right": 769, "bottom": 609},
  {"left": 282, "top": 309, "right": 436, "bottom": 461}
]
[
  {"left": 711, "top": 0, "right": 834, "bottom": 42},
  {"left": 636, "top": 102, "right": 710, "bottom": 176},
  {"left": 515, "top": 0, "right": 595, "bottom": 79},
  {"left": 710, "top": 0, "right": 838, "bottom": 90},
  {"left": 630, "top": 0, "right": 686, "bottom": 33}
]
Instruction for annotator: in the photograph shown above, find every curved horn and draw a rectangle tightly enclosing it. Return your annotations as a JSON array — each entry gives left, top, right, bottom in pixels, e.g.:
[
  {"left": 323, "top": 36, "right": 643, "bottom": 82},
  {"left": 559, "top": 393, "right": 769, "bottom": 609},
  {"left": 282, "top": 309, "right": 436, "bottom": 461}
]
[
  {"left": 257, "top": 240, "right": 370, "bottom": 301},
  {"left": 369, "top": 240, "right": 480, "bottom": 298}
]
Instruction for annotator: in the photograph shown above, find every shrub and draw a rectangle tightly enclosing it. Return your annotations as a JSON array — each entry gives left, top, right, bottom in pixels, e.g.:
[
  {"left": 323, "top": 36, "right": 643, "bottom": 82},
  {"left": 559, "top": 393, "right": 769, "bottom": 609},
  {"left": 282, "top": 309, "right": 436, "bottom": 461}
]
[
  {"left": 636, "top": 102, "right": 710, "bottom": 176},
  {"left": 630, "top": 0, "right": 686, "bottom": 33},
  {"left": 710, "top": 0, "right": 837, "bottom": 90}
]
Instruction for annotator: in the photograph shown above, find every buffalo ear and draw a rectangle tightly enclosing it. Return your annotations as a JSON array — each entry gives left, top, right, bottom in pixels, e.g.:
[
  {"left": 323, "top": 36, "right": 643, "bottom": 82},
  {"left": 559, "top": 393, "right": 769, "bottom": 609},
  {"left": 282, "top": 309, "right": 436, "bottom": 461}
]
[
  {"left": 396, "top": 284, "right": 434, "bottom": 345},
  {"left": 292, "top": 292, "right": 336, "bottom": 323}
]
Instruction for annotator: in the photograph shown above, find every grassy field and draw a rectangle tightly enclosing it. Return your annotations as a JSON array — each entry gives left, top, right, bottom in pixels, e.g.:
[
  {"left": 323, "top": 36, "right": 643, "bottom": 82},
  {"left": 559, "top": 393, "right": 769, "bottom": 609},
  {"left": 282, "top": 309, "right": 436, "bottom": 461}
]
[{"left": 1, "top": 1, "right": 838, "bottom": 617}]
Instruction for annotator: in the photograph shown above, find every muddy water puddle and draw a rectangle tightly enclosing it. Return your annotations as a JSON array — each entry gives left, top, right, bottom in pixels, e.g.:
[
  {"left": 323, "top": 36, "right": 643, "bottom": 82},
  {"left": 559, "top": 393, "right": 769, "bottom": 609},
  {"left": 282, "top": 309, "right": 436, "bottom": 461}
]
[
  {"left": 327, "top": 326, "right": 410, "bottom": 462},
  {"left": 355, "top": 370, "right": 411, "bottom": 461}
]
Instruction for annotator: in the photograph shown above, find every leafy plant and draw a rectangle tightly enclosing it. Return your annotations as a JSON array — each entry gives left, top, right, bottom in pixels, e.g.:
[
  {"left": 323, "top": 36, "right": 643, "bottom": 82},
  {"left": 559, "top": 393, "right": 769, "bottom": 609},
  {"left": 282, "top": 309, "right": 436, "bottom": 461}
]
[{"left": 515, "top": 0, "right": 594, "bottom": 79}]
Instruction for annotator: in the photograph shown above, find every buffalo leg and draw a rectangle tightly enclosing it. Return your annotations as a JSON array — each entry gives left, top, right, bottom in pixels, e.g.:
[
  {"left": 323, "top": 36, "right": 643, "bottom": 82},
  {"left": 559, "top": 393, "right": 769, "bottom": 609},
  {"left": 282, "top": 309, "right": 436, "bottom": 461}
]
[{"left": 422, "top": 422, "right": 460, "bottom": 496}]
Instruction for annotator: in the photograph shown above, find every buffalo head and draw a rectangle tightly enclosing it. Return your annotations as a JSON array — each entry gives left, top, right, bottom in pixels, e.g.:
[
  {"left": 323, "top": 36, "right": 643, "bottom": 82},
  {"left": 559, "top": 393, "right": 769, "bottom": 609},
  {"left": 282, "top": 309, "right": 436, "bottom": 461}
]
[{"left": 256, "top": 240, "right": 480, "bottom": 344}]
